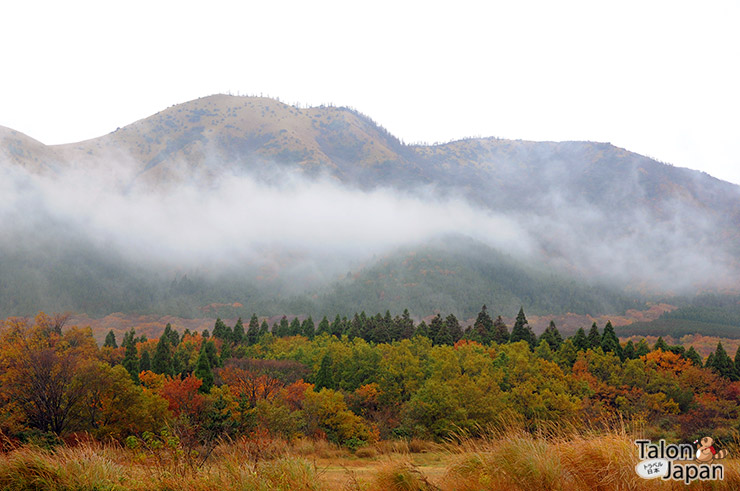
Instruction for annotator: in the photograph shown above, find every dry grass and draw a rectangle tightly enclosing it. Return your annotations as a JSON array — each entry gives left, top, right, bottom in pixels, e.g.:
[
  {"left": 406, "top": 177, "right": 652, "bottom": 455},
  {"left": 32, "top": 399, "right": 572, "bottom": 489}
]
[{"left": 3, "top": 427, "right": 740, "bottom": 490}]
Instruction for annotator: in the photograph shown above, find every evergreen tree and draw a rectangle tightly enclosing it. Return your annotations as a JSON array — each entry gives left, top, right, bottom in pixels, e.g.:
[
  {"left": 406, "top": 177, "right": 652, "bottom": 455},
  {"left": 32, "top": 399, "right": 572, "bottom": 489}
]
[
  {"left": 202, "top": 329, "right": 210, "bottom": 339},
  {"left": 182, "top": 328, "right": 192, "bottom": 338},
  {"left": 400, "top": 309, "right": 415, "bottom": 339},
  {"left": 259, "top": 320, "right": 269, "bottom": 338},
  {"left": 472, "top": 305, "right": 494, "bottom": 344},
  {"left": 152, "top": 335, "right": 173, "bottom": 376},
  {"left": 219, "top": 342, "right": 232, "bottom": 366},
  {"left": 103, "top": 330, "right": 118, "bottom": 348},
  {"left": 414, "top": 320, "right": 429, "bottom": 338},
  {"left": 232, "top": 317, "right": 245, "bottom": 344},
  {"left": 653, "top": 337, "right": 669, "bottom": 352},
  {"left": 139, "top": 350, "right": 151, "bottom": 372},
  {"left": 635, "top": 339, "right": 650, "bottom": 357},
  {"left": 278, "top": 316, "right": 290, "bottom": 337},
  {"left": 247, "top": 314, "right": 260, "bottom": 345},
  {"left": 535, "top": 339, "right": 554, "bottom": 361},
  {"left": 446, "top": 314, "right": 463, "bottom": 343},
  {"left": 622, "top": 340, "right": 636, "bottom": 360},
  {"left": 317, "top": 316, "right": 330, "bottom": 336},
  {"left": 212, "top": 318, "right": 229, "bottom": 341},
  {"left": 121, "top": 328, "right": 140, "bottom": 383},
  {"left": 204, "top": 340, "right": 220, "bottom": 368},
  {"left": 587, "top": 323, "right": 601, "bottom": 349},
  {"left": 289, "top": 317, "right": 302, "bottom": 336},
  {"left": 194, "top": 343, "right": 214, "bottom": 393},
  {"left": 540, "top": 320, "right": 563, "bottom": 350},
  {"left": 710, "top": 342, "right": 738, "bottom": 380},
  {"left": 315, "top": 352, "right": 335, "bottom": 390},
  {"left": 330, "top": 314, "right": 344, "bottom": 337},
  {"left": 735, "top": 345, "right": 740, "bottom": 374},
  {"left": 600, "top": 321, "right": 622, "bottom": 359},
  {"left": 686, "top": 346, "right": 702, "bottom": 367},
  {"left": 572, "top": 327, "right": 588, "bottom": 351},
  {"left": 163, "top": 323, "right": 180, "bottom": 347},
  {"left": 510, "top": 307, "right": 536, "bottom": 349},
  {"left": 302, "top": 316, "right": 315, "bottom": 340},
  {"left": 372, "top": 313, "right": 390, "bottom": 343},
  {"left": 434, "top": 321, "right": 453, "bottom": 346},
  {"left": 492, "top": 316, "right": 510, "bottom": 345},
  {"left": 428, "top": 314, "right": 443, "bottom": 343}
]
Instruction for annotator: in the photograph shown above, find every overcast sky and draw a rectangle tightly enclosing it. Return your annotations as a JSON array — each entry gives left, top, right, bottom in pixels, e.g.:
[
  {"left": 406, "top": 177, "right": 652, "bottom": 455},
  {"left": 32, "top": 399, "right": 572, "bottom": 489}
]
[{"left": 2, "top": 0, "right": 738, "bottom": 183}]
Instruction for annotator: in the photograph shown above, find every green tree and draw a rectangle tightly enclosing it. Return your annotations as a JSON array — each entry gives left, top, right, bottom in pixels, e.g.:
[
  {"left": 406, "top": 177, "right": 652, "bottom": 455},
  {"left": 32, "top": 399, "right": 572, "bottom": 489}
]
[
  {"left": 414, "top": 321, "right": 429, "bottom": 339},
  {"left": 317, "top": 316, "right": 330, "bottom": 336},
  {"left": 428, "top": 314, "right": 443, "bottom": 343},
  {"left": 510, "top": 307, "right": 536, "bottom": 349},
  {"left": 471, "top": 305, "right": 494, "bottom": 344},
  {"left": 540, "top": 320, "right": 563, "bottom": 350},
  {"left": 302, "top": 316, "right": 315, "bottom": 340},
  {"left": 572, "top": 327, "right": 588, "bottom": 351},
  {"left": 445, "top": 314, "right": 463, "bottom": 343},
  {"left": 247, "top": 314, "right": 260, "bottom": 345},
  {"left": 289, "top": 317, "right": 302, "bottom": 336},
  {"left": 139, "top": 350, "right": 151, "bottom": 372},
  {"left": 492, "top": 315, "right": 510, "bottom": 344},
  {"left": 709, "top": 342, "right": 737, "bottom": 380},
  {"left": 653, "top": 336, "right": 669, "bottom": 352},
  {"left": 259, "top": 320, "right": 270, "bottom": 338},
  {"left": 600, "top": 321, "right": 622, "bottom": 359},
  {"left": 587, "top": 323, "right": 601, "bottom": 349},
  {"left": 686, "top": 346, "right": 702, "bottom": 367},
  {"left": 622, "top": 340, "right": 636, "bottom": 360},
  {"left": 232, "top": 317, "right": 245, "bottom": 344},
  {"left": 152, "top": 335, "right": 173, "bottom": 376},
  {"left": 103, "top": 330, "right": 117, "bottom": 349},
  {"left": 635, "top": 339, "right": 650, "bottom": 357},
  {"left": 194, "top": 343, "right": 214, "bottom": 393},
  {"left": 315, "top": 352, "right": 335, "bottom": 390},
  {"left": 162, "top": 323, "right": 180, "bottom": 347},
  {"left": 434, "top": 321, "right": 453, "bottom": 346},
  {"left": 121, "top": 328, "right": 140, "bottom": 383},
  {"left": 212, "top": 318, "right": 229, "bottom": 340}
]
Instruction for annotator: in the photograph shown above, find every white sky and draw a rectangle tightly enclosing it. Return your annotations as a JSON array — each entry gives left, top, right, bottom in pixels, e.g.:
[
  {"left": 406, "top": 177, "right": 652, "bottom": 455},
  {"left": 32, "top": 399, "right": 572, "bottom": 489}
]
[{"left": 1, "top": 0, "right": 739, "bottom": 183}]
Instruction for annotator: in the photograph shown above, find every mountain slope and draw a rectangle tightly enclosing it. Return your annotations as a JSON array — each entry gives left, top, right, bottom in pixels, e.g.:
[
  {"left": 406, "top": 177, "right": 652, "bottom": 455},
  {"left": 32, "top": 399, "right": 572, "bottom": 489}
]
[{"left": 2, "top": 94, "right": 740, "bottom": 320}]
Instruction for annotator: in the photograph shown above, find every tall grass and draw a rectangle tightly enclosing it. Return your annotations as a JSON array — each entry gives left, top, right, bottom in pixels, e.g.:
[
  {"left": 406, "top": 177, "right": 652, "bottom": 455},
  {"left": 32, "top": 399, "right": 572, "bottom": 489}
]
[{"left": 2, "top": 425, "right": 740, "bottom": 490}]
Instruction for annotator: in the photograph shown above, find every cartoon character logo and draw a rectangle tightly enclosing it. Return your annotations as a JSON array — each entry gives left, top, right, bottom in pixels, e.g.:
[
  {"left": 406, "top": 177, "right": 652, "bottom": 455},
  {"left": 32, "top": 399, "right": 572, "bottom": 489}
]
[{"left": 694, "top": 437, "right": 728, "bottom": 464}]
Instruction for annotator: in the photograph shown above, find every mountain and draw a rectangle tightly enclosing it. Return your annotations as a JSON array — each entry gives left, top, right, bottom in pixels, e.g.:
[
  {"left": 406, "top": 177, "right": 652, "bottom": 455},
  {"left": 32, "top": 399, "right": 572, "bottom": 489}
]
[{"left": 2, "top": 94, "right": 740, "bottom": 322}]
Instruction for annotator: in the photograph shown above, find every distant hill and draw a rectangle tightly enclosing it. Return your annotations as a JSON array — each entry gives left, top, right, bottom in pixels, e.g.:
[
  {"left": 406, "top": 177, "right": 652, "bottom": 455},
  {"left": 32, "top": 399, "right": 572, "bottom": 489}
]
[{"left": 2, "top": 94, "right": 740, "bottom": 324}]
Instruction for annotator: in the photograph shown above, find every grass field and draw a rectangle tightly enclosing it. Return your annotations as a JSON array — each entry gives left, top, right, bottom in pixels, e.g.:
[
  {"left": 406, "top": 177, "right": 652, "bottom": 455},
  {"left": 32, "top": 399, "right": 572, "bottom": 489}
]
[{"left": 2, "top": 425, "right": 740, "bottom": 490}]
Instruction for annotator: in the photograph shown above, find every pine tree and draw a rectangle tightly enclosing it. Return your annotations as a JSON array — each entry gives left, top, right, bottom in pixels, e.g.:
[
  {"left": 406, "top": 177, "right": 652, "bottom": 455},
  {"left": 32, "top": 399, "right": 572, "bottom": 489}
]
[
  {"left": 202, "top": 329, "right": 210, "bottom": 339},
  {"left": 372, "top": 313, "right": 390, "bottom": 343},
  {"left": 330, "top": 314, "right": 345, "bottom": 337},
  {"left": 492, "top": 316, "right": 510, "bottom": 344},
  {"left": 445, "top": 314, "right": 463, "bottom": 343},
  {"left": 434, "top": 321, "right": 453, "bottom": 346},
  {"left": 622, "top": 340, "right": 636, "bottom": 360},
  {"left": 414, "top": 320, "right": 429, "bottom": 339},
  {"left": 232, "top": 317, "right": 245, "bottom": 344},
  {"left": 278, "top": 316, "right": 290, "bottom": 337},
  {"left": 204, "top": 340, "right": 220, "bottom": 368},
  {"left": 472, "top": 305, "right": 494, "bottom": 344},
  {"left": 194, "top": 343, "right": 214, "bottom": 393},
  {"left": 259, "top": 320, "right": 269, "bottom": 338},
  {"left": 653, "top": 337, "right": 669, "bottom": 352},
  {"left": 317, "top": 316, "right": 330, "bottom": 336},
  {"left": 302, "top": 316, "right": 315, "bottom": 339},
  {"left": 686, "top": 346, "right": 702, "bottom": 367},
  {"left": 289, "top": 317, "right": 302, "bottom": 336},
  {"left": 635, "top": 339, "right": 650, "bottom": 357},
  {"left": 213, "top": 318, "right": 229, "bottom": 341},
  {"left": 510, "top": 307, "right": 536, "bottom": 349},
  {"left": 163, "top": 323, "right": 180, "bottom": 347},
  {"left": 710, "top": 342, "right": 738, "bottom": 380},
  {"left": 103, "top": 330, "right": 118, "bottom": 348},
  {"left": 540, "top": 320, "right": 563, "bottom": 350},
  {"left": 535, "top": 339, "right": 554, "bottom": 361},
  {"left": 140, "top": 350, "right": 151, "bottom": 372},
  {"left": 152, "top": 335, "right": 173, "bottom": 376},
  {"left": 600, "top": 321, "right": 622, "bottom": 358},
  {"left": 247, "top": 314, "right": 260, "bottom": 345},
  {"left": 572, "top": 327, "right": 588, "bottom": 351},
  {"left": 121, "top": 328, "right": 140, "bottom": 383},
  {"left": 315, "top": 353, "right": 334, "bottom": 390},
  {"left": 587, "top": 323, "right": 601, "bottom": 349},
  {"left": 429, "top": 314, "right": 443, "bottom": 343},
  {"left": 705, "top": 352, "right": 715, "bottom": 368}
]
